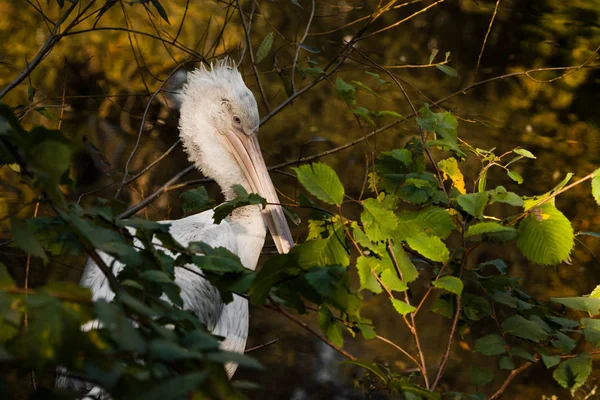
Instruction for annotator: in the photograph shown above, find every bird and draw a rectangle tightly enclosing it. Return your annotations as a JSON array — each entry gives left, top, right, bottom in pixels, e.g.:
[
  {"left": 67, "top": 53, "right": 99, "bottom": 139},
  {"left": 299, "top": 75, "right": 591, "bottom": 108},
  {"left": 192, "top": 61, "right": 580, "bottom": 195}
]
[{"left": 55, "top": 59, "right": 294, "bottom": 396}]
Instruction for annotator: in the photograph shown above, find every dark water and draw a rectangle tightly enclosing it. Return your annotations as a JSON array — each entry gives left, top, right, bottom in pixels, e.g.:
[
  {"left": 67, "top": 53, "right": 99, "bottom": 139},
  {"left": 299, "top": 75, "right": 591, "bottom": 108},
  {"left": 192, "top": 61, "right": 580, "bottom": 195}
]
[{"left": 0, "top": 0, "right": 599, "bottom": 398}]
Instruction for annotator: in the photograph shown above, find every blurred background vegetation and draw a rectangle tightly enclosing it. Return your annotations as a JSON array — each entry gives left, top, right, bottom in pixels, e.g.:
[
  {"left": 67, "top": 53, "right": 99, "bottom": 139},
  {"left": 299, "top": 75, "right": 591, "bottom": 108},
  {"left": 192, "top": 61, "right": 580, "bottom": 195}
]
[{"left": 0, "top": 0, "right": 599, "bottom": 398}]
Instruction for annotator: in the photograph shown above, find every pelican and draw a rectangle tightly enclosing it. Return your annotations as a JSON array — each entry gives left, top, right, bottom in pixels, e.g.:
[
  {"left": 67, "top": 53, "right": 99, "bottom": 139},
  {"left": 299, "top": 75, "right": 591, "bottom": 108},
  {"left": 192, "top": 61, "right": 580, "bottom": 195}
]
[{"left": 56, "top": 59, "right": 294, "bottom": 395}]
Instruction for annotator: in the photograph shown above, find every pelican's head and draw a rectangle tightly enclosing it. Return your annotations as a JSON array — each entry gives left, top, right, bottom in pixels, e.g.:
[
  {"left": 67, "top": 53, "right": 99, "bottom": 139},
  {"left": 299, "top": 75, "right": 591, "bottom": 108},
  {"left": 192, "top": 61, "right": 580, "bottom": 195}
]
[{"left": 178, "top": 59, "right": 293, "bottom": 254}]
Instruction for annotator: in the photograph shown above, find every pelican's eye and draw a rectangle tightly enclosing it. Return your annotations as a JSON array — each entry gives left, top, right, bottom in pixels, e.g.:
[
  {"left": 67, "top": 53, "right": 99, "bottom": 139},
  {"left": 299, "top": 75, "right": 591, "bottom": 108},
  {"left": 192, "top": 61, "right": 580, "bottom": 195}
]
[{"left": 232, "top": 115, "right": 241, "bottom": 126}]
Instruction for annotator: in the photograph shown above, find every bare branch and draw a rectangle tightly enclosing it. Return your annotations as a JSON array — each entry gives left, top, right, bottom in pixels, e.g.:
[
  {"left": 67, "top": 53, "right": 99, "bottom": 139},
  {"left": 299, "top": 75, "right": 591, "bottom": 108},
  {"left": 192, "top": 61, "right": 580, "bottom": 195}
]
[{"left": 291, "top": 0, "right": 316, "bottom": 93}]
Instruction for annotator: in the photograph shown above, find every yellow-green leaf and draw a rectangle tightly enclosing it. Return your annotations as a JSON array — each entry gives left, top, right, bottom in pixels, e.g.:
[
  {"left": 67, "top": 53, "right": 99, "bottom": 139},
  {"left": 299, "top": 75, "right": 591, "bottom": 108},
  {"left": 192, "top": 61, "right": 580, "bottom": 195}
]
[
  {"left": 517, "top": 203, "right": 574, "bottom": 265},
  {"left": 293, "top": 162, "right": 345, "bottom": 205},
  {"left": 390, "top": 298, "right": 416, "bottom": 316},
  {"left": 432, "top": 276, "right": 463, "bottom": 295},
  {"left": 438, "top": 158, "right": 466, "bottom": 193}
]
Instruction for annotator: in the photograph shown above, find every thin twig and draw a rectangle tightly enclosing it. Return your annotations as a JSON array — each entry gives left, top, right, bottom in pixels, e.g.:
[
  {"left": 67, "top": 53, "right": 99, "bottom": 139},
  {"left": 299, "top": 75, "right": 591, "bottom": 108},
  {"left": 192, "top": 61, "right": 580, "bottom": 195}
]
[
  {"left": 244, "top": 338, "right": 279, "bottom": 353},
  {"left": 474, "top": 0, "right": 501, "bottom": 80},
  {"left": 115, "top": 62, "right": 188, "bottom": 199},
  {"left": 0, "top": 1, "right": 78, "bottom": 100},
  {"left": 236, "top": 0, "right": 270, "bottom": 111},
  {"left": 118, "top": 165, "right": 195, "bottom": 219},
  {"left": 487, "top": 362, "right": 532, "bottom": 400},
  {"left": 267, "top": 301, "right": 357, "bottom": 361},
  {"left": 291, "top": 0, "right": 316, "bottom": 93}
]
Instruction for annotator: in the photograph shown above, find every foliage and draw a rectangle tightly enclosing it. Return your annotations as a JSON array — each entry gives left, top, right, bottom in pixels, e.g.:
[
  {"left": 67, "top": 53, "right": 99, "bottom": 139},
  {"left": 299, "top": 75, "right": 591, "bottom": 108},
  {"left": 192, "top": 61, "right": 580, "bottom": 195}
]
[{"left": 0, "top": 0, "right": 599, "bottom": 399}]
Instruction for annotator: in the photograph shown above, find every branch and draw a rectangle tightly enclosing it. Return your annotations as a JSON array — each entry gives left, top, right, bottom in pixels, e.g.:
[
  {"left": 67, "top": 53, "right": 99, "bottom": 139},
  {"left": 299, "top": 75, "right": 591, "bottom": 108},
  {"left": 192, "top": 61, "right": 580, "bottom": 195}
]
[
  {"left": 0, "top": 1, "right": 79, "bottom": 100},
  {"left": 291, "top": 0, "right": 316, "bottom": 93},
  {"left": 266, "top": 300, "right": 357, "bottom": 361},
  {"left": 487, "top": 362, "right": 532, "bottom": 400},
  {"left": 236, "top": 0, "right": 270, "bottom": 111}
]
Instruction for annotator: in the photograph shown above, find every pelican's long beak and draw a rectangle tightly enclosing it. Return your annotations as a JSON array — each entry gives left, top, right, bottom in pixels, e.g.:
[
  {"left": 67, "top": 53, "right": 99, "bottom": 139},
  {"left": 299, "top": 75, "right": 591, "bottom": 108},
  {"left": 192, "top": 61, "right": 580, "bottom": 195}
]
[{"left": 223, "top": 130, "right": 294, "bottom": 254}]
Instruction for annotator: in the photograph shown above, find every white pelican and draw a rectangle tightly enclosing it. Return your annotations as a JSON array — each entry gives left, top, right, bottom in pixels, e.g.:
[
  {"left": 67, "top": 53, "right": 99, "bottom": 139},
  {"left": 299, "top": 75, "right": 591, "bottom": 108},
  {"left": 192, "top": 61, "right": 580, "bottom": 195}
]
[{"left": 56, "top": 59, "right": 294, "bottom": 394}]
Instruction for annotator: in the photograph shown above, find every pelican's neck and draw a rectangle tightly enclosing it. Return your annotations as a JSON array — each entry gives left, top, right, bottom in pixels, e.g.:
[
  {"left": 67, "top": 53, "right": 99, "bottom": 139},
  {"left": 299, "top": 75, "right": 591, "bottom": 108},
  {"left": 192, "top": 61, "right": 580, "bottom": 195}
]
[{"left": 179, "top": 120, "right": 267, "bottom": 269}]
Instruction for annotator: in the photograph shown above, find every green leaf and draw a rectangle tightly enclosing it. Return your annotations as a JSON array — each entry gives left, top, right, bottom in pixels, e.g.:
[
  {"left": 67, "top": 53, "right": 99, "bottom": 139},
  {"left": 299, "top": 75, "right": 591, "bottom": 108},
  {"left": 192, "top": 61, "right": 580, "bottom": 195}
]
[
  {"left": 212, "top": 185, "right": 265, "bottom": 223},
  {"left": 380, "top": 269, "right": 408, "bottom": 292},
  {"left": 475, "top": 334, "right": 506, "bottom": 356},
  {"left": 592, "top": 168, "right": 600, "bottom": 205},
  {"left": 470, "top": 366, "right": 493, "bottom": 387},
  {"left": 456, "top": 192, "right": 489, "bottom": 218},
  {"left": 406, "top": 235, "right": 449, "bottom": 263},
  {"left": 0, "top": 263, "right": 15, "bottom": 289},
  {"left": 552, "top": 297, "right": 600, "bottom": 316},
  {"left": 383, "top": 242, "right": 419, "bottom": 283},
  {"left": 514, "top": 148, "right": 536, "bottom": 159},
  {"left": 509, "top": 347, "right": 536, "bottom": 362},
  {"left": 418, "top": 104, "right": 465, "bottom": 160},
  {"left": 10, "top": 218, "right": 48, "bottom": 262},
  {"left": 94, "top": 300, "right": 145, "bottom": 353},
  {"left": 436, "top": 64, "right": 459, "bottom": 77},
  {"left": 390, "top": 298, "right": 416, "bottom": 316},
  {"left": 463, "top": 294, "right": 492, "bottom": 321},
  {"left": 305, "top": 266, "right": 347, "bottom": 298},
  {"left": 352, "top": 107, "right": 376, "bottom": 127},
  {"left": 517, "top": 202, "right": 574, "bottom": 265},
  {"left": 465, "top": 222, "right": 517, "bottom": 238},
  {"left": 489, "top": 186, "right": 524, "bottom": 207},
  {"left": 297, "top": 219, "right": 349, "bottom": 267},
  {"left": 335, "top": 78, "right": 356, "bottom": 106},
  {"left": 551, "top": 331, "right": 576, "bottom": 353},
  {"left": 581, "top": 318, "right": 600, "bottom": 347},
  {"left": 255, "top": 32, "right": 274, "bottom": 63},
  {"left": 430, "top": 298, "right": 453, "bottom": 318},
  {"left": 553, "top": 352, "right": 592, "bottom": 395},
  {"left": 179, "top": 187, "right": 214, "bottom": 215},
  {"left": 351, "top": 80, "right": 377, "bottom": 97},
  {"left": 293, "top": 162, "right": 344, "bottom": 205},
  {"left": 432, "top": 276, "right": 463, "bottom": 295},
  {"left": 318, "top": 307, "right": 343, "bottom": 347},
  {"left": 345, "top": 360, "right": 387, "bottom": 382},
  {"left": 541, "top": 352, "right": 561, "bottom": 368},
  {"left": 356, "top": 256, "right": 382, "bottom": 294},
  {"left": 361, "top": 197, "right": 398, "bottom": 242},
  {"left": 396, "top": 207, "right": 456, "bottom": 240},
  {"left": 138, "top": 372, "right": 208, "bottom": 400},
  {"left": 502, "top": 315, "right": 549, "bottom": 342},
  {"left": 498, "top": 356, "right": 515, "bottom": 370},
  {"left": 375, "top": 110, "right": 404, "bottom": 119},
  {"left": 507, "top": 170, "right": 524, "bottom": 184}
]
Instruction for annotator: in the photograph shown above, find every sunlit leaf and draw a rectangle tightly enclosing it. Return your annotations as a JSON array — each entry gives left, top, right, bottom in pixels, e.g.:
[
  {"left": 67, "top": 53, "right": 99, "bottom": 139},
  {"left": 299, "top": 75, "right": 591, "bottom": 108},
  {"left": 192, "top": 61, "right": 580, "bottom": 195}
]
[
  {"left": 514, "top": 148, "right": 536, "bottom": 159},
  {"left": 581, "top": 318, "right": 600, "bottom": 347},
  {"left": 361, "top": 197, "right": 398, "bottom": 242},
  {"left": 517, "top": 203, "right": 574, "bottom": 265},
  {"left": 432, "top": 276, "right": 463, "bottom": 295},
  {"left": 436, "top": 64, "right": 459, "bottom": 77},
  {"left": 551, "top": 297, "right": 600, "bottom": 316},
  {"left": 507, "top": 170, "right": 523, "bottom": 184},
  {"left": 406, "top": 235, "right": 449, "bottom": 263},
  {"left": 592, "top": 167, "right": 600, "bottom": 205},
  {"left": 465, "top": 222, "right": 517, "bottom": 238},
  {"left": 390, "top": 298, "right": 416, "bottom": 316},
  {"left": 293, "top": 162, "right": 344, "bottom": 205},
  {"left": 356, "top": 256, "right": 382, "bottom": 294},
  {"left": 438, "top": 158, "right": 466, "bottom": 193}
]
